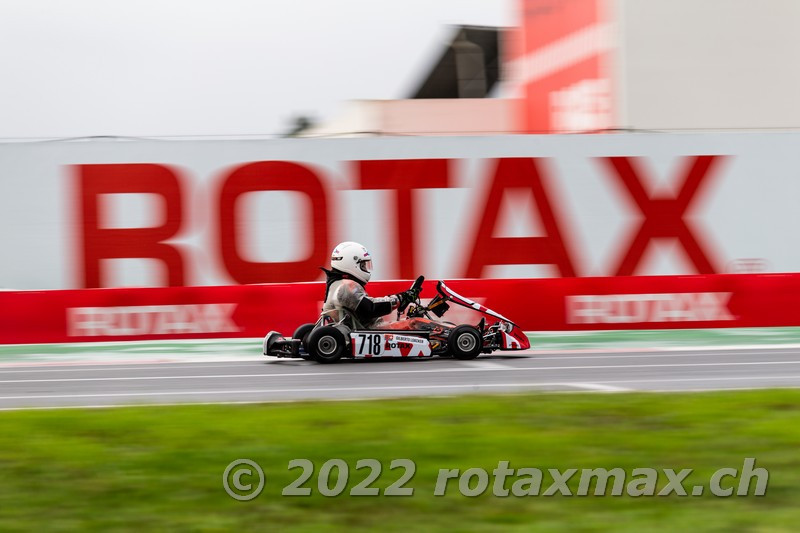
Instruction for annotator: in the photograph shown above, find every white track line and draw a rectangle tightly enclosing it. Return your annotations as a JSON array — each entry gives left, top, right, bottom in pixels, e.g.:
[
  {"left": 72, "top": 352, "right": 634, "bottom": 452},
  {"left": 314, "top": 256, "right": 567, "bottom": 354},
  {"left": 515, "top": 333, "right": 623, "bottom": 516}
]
[
  {"left": 522, "top": 349, "right": 800, "bottom": 362},
  {"left": 568, "top": 383, "right": 631, "bottom": 392},
  {"left": 661, "top": 343, "right": 800, "bottom": 352},
  {"left": 0, "top": 362, "right": 283, "bottom": 374},
  {"left": 5, "top": 383, "right": 800, "bottom": 411},
  {"left": 0, "top": 358, "right": 257, "bottom": 369},
  {"left": 2, "top": 342, "right": 799, "bottom": 369},
  {"left": 583, "top": 375, "right": 800, "bottom": 387},
  {"left": 3, "top": 359, "right": 800, "bottom": 384},
  {"left": 459, "top": 361, "right": 512, "bottom": 370},
  {"left": 0, "top": 383, "right": 567, "bottom": 401},
  {"left": 1, "top": 347, "right": 799, "bottom": 374},
  {"left": 525, "top": 343, "right": 800, "bottom": 355},
  {"left": 2, "top": 375, "right": 800, "bottom": 402}
]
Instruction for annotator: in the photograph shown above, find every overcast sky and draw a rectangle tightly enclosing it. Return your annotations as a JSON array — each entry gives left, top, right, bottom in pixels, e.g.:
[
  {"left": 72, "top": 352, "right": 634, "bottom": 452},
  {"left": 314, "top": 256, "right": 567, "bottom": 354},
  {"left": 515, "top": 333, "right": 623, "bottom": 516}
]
[{"left": 0, "top": 0, "right": 512, "bottom": 139}]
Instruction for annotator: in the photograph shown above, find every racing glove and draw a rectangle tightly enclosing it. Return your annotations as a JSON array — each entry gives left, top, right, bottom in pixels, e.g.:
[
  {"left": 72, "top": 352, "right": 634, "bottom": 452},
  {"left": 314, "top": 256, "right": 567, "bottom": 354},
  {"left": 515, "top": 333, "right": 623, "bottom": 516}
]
[{"left": 394, "top": 289, "right": 418, "bottom": 310}]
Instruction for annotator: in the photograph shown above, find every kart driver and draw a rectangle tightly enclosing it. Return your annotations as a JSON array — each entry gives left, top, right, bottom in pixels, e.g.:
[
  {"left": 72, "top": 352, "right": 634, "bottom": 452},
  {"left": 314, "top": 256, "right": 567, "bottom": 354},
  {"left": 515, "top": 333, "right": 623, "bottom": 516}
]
[{"left": 321, "top": 241, "right": 419, "bottom": 329}]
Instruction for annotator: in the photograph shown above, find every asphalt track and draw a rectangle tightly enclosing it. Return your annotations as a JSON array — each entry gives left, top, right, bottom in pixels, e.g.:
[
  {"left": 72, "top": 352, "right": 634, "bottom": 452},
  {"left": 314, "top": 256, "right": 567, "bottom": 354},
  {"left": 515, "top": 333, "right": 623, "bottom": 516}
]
[{"left": 3, "top": 344, "right": 800, "bottom": 409}]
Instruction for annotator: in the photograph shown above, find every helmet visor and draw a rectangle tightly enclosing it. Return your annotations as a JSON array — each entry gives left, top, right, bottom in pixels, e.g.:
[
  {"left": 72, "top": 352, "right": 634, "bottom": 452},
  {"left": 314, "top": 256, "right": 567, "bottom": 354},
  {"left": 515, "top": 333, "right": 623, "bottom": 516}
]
[{"left": 358, "top": 259, "right": 373, "bottom": 274}]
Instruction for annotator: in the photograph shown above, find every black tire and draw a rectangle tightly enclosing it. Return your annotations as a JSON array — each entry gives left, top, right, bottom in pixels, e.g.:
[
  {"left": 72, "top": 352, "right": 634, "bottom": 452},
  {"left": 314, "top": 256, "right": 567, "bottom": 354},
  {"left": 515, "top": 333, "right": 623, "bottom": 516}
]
[
  {"left": 448, "top": 325, "right": 482, "bottom": 360},
  {"left": 292, "top": 323, "right": 315, "bottom": 355},
  {"left": 307, "top": 325, "right": 348, "bottom": 364}
]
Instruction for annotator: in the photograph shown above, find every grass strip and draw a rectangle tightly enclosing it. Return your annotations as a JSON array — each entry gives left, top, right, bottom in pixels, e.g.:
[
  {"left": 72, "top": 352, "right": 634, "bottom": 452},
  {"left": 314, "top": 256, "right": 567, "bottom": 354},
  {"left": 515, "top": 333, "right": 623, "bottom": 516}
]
[{"left": 0, "top": 390, "right": 798, "bottom": 531}]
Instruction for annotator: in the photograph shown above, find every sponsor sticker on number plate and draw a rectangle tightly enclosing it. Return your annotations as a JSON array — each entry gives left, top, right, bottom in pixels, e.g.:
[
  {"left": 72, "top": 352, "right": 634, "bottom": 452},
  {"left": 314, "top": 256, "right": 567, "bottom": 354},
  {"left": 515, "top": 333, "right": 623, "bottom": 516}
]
[{"left": 350, "top": 332, "right": 431, "bottom": 358}]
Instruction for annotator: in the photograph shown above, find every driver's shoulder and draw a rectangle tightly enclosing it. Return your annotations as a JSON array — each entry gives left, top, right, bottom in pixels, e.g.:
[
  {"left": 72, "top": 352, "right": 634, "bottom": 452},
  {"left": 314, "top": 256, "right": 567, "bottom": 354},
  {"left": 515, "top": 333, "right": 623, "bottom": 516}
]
[
  {"left": 338, "top": 278, "right": 364, "bottom": 292},
  {"left": 332, "top": 279, "right": 366, "bottom": 302}
]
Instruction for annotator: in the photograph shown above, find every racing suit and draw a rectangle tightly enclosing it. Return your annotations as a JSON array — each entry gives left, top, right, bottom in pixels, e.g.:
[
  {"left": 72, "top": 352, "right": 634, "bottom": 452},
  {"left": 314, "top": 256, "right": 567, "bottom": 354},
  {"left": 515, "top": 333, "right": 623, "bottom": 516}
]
[{"left": 322, "top": 269, "right": 400, "bottom": 329}]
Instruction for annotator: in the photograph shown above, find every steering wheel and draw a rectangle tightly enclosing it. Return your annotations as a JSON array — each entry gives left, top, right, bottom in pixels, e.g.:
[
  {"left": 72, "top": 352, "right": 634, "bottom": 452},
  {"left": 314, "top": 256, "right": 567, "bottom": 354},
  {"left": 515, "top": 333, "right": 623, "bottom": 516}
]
[{"left": 398, "top": 276, "right": 424, "bottom": 314}]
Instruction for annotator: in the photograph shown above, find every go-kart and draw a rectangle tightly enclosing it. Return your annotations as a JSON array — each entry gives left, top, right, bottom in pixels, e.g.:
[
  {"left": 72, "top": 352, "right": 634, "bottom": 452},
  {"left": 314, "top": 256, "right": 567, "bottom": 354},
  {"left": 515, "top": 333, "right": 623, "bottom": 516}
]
[{"left": 262, "top": 277, "right": 530, "bottom": 364}]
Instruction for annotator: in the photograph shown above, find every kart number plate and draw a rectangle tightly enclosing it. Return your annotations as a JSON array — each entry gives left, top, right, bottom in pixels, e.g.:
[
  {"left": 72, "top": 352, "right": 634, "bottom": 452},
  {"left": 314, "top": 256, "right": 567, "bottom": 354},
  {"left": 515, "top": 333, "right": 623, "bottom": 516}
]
[{"left": 350, "top": 333, "right": 431, "bottom": 358}]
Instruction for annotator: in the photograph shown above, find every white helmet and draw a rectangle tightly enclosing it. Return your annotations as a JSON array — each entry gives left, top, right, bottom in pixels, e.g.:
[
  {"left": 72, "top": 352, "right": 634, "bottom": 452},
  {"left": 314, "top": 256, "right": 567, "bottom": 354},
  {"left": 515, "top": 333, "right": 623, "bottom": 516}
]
[{"left": 330, "top": 241, "right": 373, "bottom": 283}]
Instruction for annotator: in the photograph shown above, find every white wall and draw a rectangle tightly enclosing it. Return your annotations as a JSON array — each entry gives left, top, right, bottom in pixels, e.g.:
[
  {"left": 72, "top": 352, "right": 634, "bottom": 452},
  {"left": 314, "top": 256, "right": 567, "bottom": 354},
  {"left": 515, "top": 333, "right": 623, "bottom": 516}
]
[{"left": 0, "top": 132, "right": 798, "bottom": 289}]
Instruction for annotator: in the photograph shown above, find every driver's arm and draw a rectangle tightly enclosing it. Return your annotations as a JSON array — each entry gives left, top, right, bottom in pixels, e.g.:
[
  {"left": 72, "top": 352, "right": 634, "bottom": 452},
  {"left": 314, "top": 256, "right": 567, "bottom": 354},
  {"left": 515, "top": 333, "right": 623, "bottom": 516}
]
[
  {"left": 354, "top": 295, "right": 398, "bottom": 322},
  {"left": 333, "top": 280, "right": 399, "bottom": 321}
]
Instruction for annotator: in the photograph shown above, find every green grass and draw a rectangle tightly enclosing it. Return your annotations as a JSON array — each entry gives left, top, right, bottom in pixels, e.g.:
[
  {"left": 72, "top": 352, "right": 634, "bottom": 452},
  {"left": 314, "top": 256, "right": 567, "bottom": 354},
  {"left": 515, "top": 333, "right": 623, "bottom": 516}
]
[{"left": 1, "top": 390, "right": 799, "bottom": 531}]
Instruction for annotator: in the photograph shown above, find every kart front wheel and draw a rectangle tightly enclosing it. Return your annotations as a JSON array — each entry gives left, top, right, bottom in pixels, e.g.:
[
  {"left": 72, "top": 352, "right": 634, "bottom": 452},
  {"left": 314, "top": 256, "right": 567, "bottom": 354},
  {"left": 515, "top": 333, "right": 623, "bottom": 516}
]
[
  {"left": 292, "top": 323, "right": 315, "bottom": 356},
  {"left": 307, "top": 326, "right": 347, "bottom": 364},
  {"left": 449, "top": 325, "right": 482, "bottom": 360}
]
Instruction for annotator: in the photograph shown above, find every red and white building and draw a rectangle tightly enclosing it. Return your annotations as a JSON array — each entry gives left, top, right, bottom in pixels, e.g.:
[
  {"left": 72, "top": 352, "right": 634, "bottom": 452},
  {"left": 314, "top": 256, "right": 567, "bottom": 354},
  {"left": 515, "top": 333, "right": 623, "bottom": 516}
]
[{"left": 308, "top": 0, "right": 800, "bottom": 136}]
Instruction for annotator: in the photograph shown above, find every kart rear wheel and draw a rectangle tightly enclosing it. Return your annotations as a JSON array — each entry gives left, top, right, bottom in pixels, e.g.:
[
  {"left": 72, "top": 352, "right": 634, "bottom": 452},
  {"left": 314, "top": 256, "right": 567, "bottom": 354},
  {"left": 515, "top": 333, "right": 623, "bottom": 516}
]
[
  {"left": 307, "top": 326, "right": 347, "bottom": 364},
  {"left": 449, "top": 325, "right": 482, "bottom": 360},
  {"left": 292, "top": 323, "right": 315, "bottom": 355}
]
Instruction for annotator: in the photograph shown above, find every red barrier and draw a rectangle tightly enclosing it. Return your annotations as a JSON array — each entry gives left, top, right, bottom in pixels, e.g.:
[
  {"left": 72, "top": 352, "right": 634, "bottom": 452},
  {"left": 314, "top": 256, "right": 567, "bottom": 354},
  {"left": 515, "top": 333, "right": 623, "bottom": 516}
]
[{"left": 2, "top": 274, "right": 800, "bottom": 344}]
